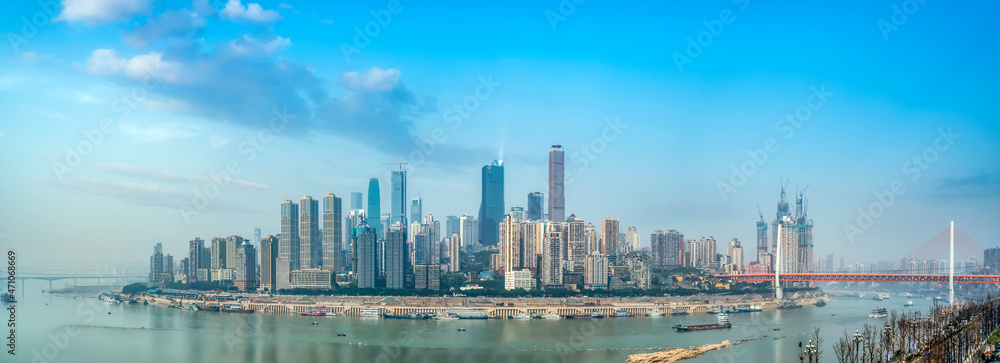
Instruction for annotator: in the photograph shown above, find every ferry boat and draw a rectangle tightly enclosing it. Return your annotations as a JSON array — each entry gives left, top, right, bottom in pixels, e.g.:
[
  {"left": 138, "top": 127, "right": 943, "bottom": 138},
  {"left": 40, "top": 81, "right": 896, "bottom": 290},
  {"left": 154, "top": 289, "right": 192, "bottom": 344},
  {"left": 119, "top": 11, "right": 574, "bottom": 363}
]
[
  {"left": 447, "top": 307, "right": 489, "bottom": 319},
  {"left": 301, "top": 307, "right": 328, "bottom": 316},
  {"left": 647, "top": 308, "right": 664, "bottom": 317},
  {"left": 512, "top": 313, "right": 532, "bottom": 320},
  {"left": 869, "top": 307, "right": 888, "bottom": 318},
  {"left": 671, "top": 308, "right": 689, "bottom": 315},
  {"left": 384, "top": 312, "right": 433, "bottom": 319},
  {"left": 589, "top": 310, "right": 604, "bottom": 318},
  {"left": 707, "top": 305, "right": 722, "bottom": 314},
  {"left": 675, "top": 313, "right": 732, "bottom": 332},
  {"left": 739, "top": 304, "right": 763, "bottom": 312},
  {"left": 542, "top": 313, "right": 562, "bottom": 319},
  {"left": 221, "top": 304, "right": 253, "bottom": 313},
  {"left": 360, "top": 306, "right": 381, "bottom": 318},
  {"left": 903, "top": 300, "right": 914, "bottom": 307},
  {"left": 435, "top": 312, "right": 459, "bottom": 320},
  {"left": 613, "top": 309, "right": 634, "bottom": 318},
  {"left": 722, "top": 305, "right": 739, "bottom": 314}
]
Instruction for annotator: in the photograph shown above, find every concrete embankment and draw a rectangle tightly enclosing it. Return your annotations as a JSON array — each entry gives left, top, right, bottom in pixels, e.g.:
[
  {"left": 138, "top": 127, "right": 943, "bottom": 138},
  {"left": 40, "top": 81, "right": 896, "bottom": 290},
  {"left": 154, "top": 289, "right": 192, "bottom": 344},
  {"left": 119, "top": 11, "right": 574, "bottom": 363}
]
[{"left": 625, "top": 341, "right": 730, "bottom": 363}]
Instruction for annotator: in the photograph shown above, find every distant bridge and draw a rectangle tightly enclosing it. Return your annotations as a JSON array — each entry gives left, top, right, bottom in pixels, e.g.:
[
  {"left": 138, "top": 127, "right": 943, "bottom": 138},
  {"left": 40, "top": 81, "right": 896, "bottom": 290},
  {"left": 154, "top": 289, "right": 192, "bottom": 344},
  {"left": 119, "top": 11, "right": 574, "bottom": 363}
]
[{"left": 717, "top": 273, "right": 1000, "bottom": 284}]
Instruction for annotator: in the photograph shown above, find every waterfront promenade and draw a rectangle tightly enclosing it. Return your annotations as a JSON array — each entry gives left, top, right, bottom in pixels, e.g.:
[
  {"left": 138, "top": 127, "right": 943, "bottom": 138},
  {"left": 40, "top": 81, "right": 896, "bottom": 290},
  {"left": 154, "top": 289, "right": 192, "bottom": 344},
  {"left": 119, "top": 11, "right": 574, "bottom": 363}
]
[{"left": 132, "top": 292, "right": 823, "bottom": 318}]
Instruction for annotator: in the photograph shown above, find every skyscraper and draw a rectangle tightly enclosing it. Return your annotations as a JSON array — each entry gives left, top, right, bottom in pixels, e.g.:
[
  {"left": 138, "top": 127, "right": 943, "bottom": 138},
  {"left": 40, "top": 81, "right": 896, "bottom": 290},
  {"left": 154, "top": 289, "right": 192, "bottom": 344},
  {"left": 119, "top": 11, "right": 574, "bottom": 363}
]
[
  {"left": 478, "top": 160, "right": 504, "bottom": 246},
  {"left": 410, "top": 198, "right": 422, "bottom": 226},
  {"left": 499, "top": 214, "right": 523, "bottom": 275},
  {"left": 601, "top": 217, "right": 620, "bottom": 256},
  {"left": 225, "top": 235, "right": 244, "bottom": 270},
  {"left": 300, "top": 195, "right": 321, "bottom": 269},
  {"left": 583, "top": 252, "right": 609, "bottom": 289},
  {"left": 424, "top": 214, "right": 441, "bottom": 264},
  {"left": 149, "top": 243, "right": 166, "bottom": 287},
  {"left": 548, "top": 145, "right": 565, "bottom": 222},
  {"left": 234, "top": 241, "right": 258, "bottom": 292},
  {"left": 413, "top": 232, "right": 428, "bottom": 266},
  {"left": 353, "top": 222, "right": 377, "bottom": 289},
  {"left": 260, "top": 235, "right": 278, "bottom": 292},
  {"left": 350, "top": 192, "right": 363, "bottom": 211},
  {"left": 391, "top": 170, "right": 407, "bottom": 227},
  {"left": 625, "top": 226, "right": 640, "bottom": 252},
  {"left": 448, "top": 233, "right": 461, "bottom": 273},
  {"left": 280, "top": 199, "right": 300, "bottom": 271},
  {"left": 367, "top": 178, "right": 381, "bottom": 239},
  {"left": 727, "top": 238, "right": 744, "bottom": 273},
  {"left": 776, "top": 215, "right": 799, "bottom": 275},
  {"left": 459, "top": 214, "right": 478, "bottom": 250},
  {"left": 756, "top": 212, "right": 769, "bottom": 266},
  {"left": 526, "top": 192, "right": 543, "bottom": 221},
  {"left": 323, "top": 193, "right": 343, "bottom": 271},
  {"left": 188, "top": 238, "right": 204, "bottom": 283},
  {"left": 566, "top": 215, "right": 586, "bottom": 273},
  {"left": 446, "top": 215, "right": 460, "bottom": 238},
  {"left": 384, "top": 229, "right": 406, "bottom": 290},
  {"left": 541, "top": 230, "right": 563, "bottom": 289}
]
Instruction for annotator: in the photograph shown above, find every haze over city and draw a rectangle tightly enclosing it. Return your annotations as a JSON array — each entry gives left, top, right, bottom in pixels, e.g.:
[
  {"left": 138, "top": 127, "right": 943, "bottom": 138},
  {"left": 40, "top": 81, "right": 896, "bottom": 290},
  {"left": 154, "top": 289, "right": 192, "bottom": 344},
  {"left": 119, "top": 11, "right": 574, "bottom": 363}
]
[{"left": 1, "top": 0, "right": 998, "bottom": 271}]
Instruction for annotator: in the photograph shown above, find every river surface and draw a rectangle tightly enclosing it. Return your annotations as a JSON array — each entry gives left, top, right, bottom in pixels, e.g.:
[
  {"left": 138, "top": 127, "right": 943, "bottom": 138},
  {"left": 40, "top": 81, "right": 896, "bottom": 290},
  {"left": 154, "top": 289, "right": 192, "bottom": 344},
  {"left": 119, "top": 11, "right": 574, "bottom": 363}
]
[{"left": 12, "top": 288, "right": 939, "bottom": 363}]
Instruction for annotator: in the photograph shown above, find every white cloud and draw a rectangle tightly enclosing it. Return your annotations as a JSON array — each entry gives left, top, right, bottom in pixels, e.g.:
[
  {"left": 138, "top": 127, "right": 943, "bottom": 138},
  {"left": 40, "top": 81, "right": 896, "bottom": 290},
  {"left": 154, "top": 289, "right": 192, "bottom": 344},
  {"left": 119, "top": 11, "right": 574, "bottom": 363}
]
[
  {"left": 338, "top": 67, "right": 402, "bottom": 92},
  {"left": 222, "top": 35, "right": 291, "bottom": 58},
  {"left": 221, "top": 0, "right": 283, "bottom": 24},
  {"left": 278, "top": 2, "right": 294, "bottom": 9},
  {"left": 83, "top": 49, "right": 181, "bottom": 82},
  {"left": 209, "top": 135, "right": 231, "bottom": 148},
  {"left": 55, "top": 0, "right": 152, "bottom": 24},
  {"left": 119, "top": 122, "right": 203, "bottom": 143}
]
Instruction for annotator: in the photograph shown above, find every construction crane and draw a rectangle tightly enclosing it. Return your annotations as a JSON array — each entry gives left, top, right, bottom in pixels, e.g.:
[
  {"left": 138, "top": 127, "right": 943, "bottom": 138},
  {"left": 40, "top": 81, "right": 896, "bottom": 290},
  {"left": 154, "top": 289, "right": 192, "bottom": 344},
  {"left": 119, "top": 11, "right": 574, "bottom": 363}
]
[{"left": 757, "top": 203, "right": 764, "bottom": 222}]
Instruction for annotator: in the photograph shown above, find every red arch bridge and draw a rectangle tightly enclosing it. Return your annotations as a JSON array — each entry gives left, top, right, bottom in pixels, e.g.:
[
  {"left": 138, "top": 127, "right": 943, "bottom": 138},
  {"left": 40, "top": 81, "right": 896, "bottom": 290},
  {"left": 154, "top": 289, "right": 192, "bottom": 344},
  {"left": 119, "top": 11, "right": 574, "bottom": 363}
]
[{"left": 716, "top": 273, "right": 1000, "bottom": 284}]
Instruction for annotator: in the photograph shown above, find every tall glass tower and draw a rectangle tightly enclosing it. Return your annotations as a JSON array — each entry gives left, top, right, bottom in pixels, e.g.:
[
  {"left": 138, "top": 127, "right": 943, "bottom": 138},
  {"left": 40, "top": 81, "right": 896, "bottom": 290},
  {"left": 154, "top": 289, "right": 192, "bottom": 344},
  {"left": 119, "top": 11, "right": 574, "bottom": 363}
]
[
  {"left": 478, "top": 160, "right": 504, "bottom": 246},
  {"left": 548, "top": 145, "right": 565, "bottom": 222},
  {"left": 350, "top": 192, "right": 363, "bottom": 211},
  {"left": 391, "top": 170, "right": 407, "bottom": 227},
  {"left": 367, "top": 178, "right": 381, "bottom": 240},
  {"left": 280, "top": 199, "right": 300, "bottom": 271},
  {"left": 526, "top": 192, "right": 544, "bottom": 220}
]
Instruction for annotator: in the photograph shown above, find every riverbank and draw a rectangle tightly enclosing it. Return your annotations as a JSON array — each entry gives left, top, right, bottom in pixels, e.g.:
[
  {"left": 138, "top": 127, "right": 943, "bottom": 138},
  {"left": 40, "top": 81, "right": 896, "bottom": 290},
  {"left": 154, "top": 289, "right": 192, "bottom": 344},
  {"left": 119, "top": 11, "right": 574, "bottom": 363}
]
[
  {"left": 625, "top": 341, "right": 730, "bottom": 363},
  {"left": 122, "top": 291, "right": 824, "bottom": 319}
]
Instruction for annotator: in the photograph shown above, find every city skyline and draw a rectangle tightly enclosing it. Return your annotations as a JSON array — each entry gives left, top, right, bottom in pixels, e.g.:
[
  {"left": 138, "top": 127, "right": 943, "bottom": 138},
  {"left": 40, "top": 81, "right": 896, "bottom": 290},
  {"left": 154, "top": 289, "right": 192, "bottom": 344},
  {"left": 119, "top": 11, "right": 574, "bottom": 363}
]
[{"left": 1, "top": 1, "right": 998, "bottom": 271}]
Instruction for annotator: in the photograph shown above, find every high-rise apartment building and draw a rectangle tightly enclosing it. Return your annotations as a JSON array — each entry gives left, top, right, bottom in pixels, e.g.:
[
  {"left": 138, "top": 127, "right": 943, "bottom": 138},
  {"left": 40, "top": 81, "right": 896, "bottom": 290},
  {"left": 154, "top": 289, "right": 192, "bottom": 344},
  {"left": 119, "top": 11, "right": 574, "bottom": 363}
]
[
  {"left": 478, "top": 160, "right": 504, "bottom": 246},
  {"left": 448, "top": 233, "right": 461, "bottom": 273},
  {"left": 541, "top": 231, "right": 563, "bottom": 289},
  {"left": 499, "top": 214, "right": 523, "bottom": 275},
  {"left": 776, "top": 215, "right": 799, "bottom": 274},
  {"left": 526, "top": 192, "right": 544, "bottom": 221},
  {"left": 300, "top": 195, "right": 321, "bottom": 269},
  {"left": 548, "top": 145, "right": 565, "bottom": 222},
  {"left": 384, "top": 229, "right": 406, "bottom": 290},
  {"left": 260, "top": 235, "right": 278, "bottom": 292},
  {"left": 625, "top": 227, "right": 640, "bottom": 253},
  {"left": 566, "top": 215, "right": 586, "bottom": 273},
  {"left": 584, "top": 252, "right": 609, "bottom": 289},
  {"left": 391, "top": 170, "right": 407, "bottom": 227},
  {"left": 234, "top": 241, "right": 258, "bottom": 292},
  {"left": 460, "top": 214, "right": 478, "bottom": 250},
  {"left": 187, "top": 238, "right": 205, "bottom": 283},
  {"left": 367, "top": 178, "right": 381, "bottom": 239},
  {"left": 280, "top": 199, "right": 300, "bottom": 271},
  {"left": 322, "top": 193, "right": 343, "bottom": 271},
  {"left": 353, "top": 223, "right": 378, "bottom": 289},
  {"left": 601, "top": 218, "right": 620, "bottom": 256}
]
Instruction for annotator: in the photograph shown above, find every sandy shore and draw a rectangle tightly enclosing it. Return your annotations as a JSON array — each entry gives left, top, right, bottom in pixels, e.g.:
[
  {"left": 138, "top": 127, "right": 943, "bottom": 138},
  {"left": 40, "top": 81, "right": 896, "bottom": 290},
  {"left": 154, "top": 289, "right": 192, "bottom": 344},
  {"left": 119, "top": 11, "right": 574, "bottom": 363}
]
[{"left": 625, "top": 341, "right": 730, "bottom": 363}]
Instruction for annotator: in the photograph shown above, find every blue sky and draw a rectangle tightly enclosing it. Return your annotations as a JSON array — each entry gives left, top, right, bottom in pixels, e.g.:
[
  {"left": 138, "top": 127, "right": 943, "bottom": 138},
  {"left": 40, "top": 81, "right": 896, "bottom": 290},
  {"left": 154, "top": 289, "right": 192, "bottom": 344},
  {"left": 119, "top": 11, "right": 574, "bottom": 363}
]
[{"left": 1, "top": 0, "right": 998, "bottom": 271}]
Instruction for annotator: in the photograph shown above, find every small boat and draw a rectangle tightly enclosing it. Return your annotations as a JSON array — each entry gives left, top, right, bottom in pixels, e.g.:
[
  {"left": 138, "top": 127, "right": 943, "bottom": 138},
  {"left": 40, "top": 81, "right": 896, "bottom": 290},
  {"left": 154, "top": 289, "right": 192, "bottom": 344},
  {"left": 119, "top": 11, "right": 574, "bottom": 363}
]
[
  {"left": 589, "top": 310, "right": 604, "bottom": 318},
  {"left": 671, "top": 308, "right": 689, "bottom": 315},
  {"left": 814, "top": 300, "right": 827, "bottom": 307},
  {"left": 2, "top": 293, "right": 14, "bottom": 303},
  {"left": 671, "top": 324, "right": 683, "bottom": 329},
  {"left": 869, "top": 307, "right": 888, "bottom": 318},
  {"left": 311, "top": 322, "right": 319, "bottom": 325},
  {"left": 831, "top": 313, "right": 836, "bottom": 316},
  {"left": 647, "top": 308, "right": 664, "bottom": 317},
  {"left": 542, "top": 313, "right": 562, "bottom": 319},
  {"left": 777, "top": 301, "right": 802, "bottom": 310},
  {"left": 513, "top": 313, "right": 532, "bottom": 320},
  {"left": 457, "top": 328, "right": 466, "bottom": 332},
  {"left": 107, "top": 312, "right": 111, "bottom": 315},
  {"left": 337, "top": 333, "right": 347, "bottom": 337},
  {"left": 903, "top": 300, "right": 914, "bottom": 307},
  {"left": 707, "top": 305, "right": 722, "bottom": 314}
]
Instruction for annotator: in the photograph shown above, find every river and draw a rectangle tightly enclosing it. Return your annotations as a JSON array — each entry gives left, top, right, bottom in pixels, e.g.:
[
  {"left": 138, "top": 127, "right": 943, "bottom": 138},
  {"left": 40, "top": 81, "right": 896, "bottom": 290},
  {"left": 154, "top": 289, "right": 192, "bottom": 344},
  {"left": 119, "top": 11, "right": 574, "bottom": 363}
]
[{"left": 13, "top": 288, "right": 938, "bottom": 362}]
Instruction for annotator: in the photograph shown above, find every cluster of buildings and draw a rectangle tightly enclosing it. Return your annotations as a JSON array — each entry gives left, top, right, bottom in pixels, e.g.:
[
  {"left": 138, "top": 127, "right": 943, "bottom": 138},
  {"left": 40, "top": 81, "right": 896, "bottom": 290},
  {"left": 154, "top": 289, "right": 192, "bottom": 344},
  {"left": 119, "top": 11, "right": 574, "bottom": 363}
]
[{"left": 147, "top": 145, "right": 827, "bottom": 294}]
